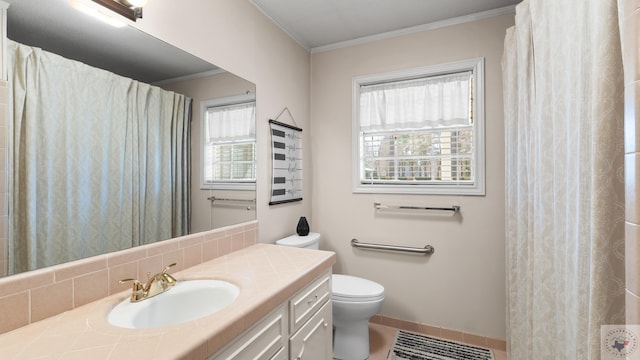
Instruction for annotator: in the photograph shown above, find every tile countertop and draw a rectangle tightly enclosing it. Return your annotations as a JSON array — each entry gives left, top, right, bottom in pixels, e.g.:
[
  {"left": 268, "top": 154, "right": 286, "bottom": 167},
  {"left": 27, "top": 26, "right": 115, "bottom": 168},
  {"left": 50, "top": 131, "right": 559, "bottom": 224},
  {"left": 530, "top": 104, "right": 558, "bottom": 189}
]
[{"left": 0, "top": 244, "right": 336, "bottom": 360}]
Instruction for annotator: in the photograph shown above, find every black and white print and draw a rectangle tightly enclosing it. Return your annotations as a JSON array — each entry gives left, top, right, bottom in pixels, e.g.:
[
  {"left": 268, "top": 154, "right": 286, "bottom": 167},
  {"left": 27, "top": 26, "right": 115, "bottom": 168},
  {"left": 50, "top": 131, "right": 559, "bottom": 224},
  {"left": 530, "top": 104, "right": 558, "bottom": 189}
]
[{"left": 269, "top": 120, "right": 302, "bottom": 205}]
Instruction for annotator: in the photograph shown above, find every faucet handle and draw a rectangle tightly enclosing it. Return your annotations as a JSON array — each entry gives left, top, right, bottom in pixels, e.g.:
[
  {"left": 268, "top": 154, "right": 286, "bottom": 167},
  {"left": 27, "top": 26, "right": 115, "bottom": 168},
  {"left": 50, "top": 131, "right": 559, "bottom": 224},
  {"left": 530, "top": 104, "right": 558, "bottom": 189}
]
[
  {"left": 162, "top": 263, "right": 177, "bottom": 287},
  {"left": 119, "top": 278, "right": 145, "bottom": 302},
  {"left": 163, "top": 263, "right": 177, "bottom": 273},
  {"left": 119, "top": 278, "right": 141, "bottom": 286}
]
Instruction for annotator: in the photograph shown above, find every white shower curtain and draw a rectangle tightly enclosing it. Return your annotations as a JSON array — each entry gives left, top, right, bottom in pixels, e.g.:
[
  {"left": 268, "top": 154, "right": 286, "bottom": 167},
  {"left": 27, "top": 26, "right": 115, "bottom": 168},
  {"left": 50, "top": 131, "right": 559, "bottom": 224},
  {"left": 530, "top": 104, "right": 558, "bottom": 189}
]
[
  {"left": 503, "top": 0, "right": 625, "bottom": 358},
  {"left": 8, "top": 40, "right": 191, "bottom": 274}
]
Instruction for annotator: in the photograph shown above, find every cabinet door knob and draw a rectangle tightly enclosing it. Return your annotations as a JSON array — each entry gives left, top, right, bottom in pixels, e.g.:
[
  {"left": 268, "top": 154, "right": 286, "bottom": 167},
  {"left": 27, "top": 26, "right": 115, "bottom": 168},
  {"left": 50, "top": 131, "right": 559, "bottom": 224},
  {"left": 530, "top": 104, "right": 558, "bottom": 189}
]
[{"left": 307, "top": 294, "right": 318, "bottom": 304}]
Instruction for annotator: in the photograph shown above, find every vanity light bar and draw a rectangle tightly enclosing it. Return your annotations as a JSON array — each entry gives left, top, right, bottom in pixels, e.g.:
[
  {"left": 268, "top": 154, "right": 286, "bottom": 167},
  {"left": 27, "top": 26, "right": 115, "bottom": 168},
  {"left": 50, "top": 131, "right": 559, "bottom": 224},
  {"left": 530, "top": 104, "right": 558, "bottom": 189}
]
[
  {"left": 70, "top": 0, "right": 128, "bottom": 27},
  {"left": 91, "top": 0, "right": 143, "bottom": 20}
]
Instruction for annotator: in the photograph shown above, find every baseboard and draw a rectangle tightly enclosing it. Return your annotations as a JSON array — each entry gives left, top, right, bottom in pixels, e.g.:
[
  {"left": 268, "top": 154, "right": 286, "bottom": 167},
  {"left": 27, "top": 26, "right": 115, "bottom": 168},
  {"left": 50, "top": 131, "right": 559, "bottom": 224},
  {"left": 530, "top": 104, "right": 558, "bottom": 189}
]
[{"left": 370, "top": 314, "right": 506, "bottom": 352}]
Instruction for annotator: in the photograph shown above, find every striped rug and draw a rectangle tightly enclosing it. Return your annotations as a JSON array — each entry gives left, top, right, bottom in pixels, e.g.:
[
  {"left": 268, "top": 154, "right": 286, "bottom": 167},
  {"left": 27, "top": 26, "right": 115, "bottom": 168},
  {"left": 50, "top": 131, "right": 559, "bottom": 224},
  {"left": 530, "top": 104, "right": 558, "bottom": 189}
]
[{"left": 387, "top": 330, "right": 494, "bottom": 360}]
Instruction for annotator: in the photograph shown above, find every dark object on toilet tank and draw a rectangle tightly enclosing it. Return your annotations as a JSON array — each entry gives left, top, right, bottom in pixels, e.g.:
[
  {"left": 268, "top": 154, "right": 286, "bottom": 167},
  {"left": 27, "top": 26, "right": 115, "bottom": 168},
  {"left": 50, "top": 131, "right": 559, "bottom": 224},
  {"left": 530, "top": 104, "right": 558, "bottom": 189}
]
[{"left": 296, "top": 217, "right": 310, "bottom": 236}]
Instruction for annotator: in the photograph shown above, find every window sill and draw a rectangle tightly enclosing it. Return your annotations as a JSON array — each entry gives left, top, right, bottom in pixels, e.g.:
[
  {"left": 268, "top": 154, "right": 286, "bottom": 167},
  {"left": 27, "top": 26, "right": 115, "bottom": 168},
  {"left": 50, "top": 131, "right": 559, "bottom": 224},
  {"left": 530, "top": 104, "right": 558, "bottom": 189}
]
[
  {"left": 201, "top": 183, "right": 256, "bottom": 191},
  {"left": 352, "top": 183, "right": 484, "bottom": 196}
]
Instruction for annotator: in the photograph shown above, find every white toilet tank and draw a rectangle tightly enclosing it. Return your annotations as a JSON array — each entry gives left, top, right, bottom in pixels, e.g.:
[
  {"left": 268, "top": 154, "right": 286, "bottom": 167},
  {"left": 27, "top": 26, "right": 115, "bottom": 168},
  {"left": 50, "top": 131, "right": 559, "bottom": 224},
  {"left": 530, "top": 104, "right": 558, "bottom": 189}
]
[{"left": 275, "top": 232, "right": 320, "bottom": 249}]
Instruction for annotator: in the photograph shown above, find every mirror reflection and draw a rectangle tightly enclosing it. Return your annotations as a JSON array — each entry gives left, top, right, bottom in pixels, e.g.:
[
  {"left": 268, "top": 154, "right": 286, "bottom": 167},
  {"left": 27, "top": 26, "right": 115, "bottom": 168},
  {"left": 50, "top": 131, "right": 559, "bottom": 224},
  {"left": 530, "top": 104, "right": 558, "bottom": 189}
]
[{"left": 2, "top": 0, "right": 257, "bottom": 276}]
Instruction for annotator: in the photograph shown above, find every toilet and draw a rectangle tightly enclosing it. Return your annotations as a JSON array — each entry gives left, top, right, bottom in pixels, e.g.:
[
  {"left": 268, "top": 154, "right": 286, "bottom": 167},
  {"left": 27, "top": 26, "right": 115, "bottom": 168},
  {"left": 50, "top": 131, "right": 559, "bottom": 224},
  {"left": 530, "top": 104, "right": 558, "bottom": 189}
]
[{"left": 276, "top": 233, "right": 385, "bottom": 360}]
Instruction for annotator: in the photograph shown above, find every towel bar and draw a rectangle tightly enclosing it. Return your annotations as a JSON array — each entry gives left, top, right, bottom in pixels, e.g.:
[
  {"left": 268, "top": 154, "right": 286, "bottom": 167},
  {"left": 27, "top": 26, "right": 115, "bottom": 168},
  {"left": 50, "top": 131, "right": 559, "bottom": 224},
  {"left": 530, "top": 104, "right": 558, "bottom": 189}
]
[
  {"left": 208, "top": 196, "right": 256, "bottom": 210},
  {"left": 373, "top": 202, "right": 459, "bottom": 214},
  {"left": 351, "top": 239, "right": 434, "bottom": 255},
  {"left": 207, "top": 196, "right": 256, "bottom": 203}
]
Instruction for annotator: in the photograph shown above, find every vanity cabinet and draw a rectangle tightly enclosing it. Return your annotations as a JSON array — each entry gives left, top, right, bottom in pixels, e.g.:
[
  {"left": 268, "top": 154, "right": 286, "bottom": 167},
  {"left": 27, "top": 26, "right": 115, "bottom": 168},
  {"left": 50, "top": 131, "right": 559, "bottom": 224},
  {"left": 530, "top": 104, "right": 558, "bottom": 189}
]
[{"left": 209, "top": 271, "right": 332, "bottom": 360}]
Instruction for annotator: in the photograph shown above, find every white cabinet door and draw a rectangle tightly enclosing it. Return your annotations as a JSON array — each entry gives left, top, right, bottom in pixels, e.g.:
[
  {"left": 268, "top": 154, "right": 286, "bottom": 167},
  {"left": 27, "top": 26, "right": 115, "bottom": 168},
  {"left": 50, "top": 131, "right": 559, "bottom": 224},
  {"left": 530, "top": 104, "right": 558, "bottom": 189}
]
[
  {"left": 209, "top": 305, "right": 287, "bottom": 360},
  {"left": 289, "top": 300, "right": 332, "bottom": 360},
  {"left": 289, "top": 273, "right": 331, "bottom": 333}
]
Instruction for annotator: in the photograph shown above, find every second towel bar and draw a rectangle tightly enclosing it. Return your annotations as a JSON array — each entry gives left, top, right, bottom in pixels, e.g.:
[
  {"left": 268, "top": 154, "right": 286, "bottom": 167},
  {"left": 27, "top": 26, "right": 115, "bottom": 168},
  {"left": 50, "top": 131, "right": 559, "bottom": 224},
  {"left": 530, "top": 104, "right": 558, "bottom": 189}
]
[
  {"left": 373, "top": 202, "right": 460, "bottom": 213},
  {"left": 351, "top": 239, "right": 434, "bottom": 255},
  {"left": 207, "top": 196, "right": 256, "bottom": 203}
]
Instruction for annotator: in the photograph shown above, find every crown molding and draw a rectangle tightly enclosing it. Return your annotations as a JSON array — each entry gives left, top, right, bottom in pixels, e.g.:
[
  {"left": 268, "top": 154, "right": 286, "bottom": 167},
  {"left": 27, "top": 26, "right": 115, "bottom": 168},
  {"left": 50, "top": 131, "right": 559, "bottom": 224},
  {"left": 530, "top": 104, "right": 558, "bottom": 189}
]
[
  {"left": 310, "top": 5, "right": 517, "bottom": 54},
  {"left": 249, "top": 0, "right": 311, "bottom": 52}
]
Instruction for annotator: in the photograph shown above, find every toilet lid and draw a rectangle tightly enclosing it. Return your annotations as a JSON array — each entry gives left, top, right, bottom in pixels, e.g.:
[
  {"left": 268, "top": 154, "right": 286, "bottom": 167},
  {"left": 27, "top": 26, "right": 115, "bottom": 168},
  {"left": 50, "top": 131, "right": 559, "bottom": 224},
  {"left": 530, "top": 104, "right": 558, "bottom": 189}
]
[
  {"left": 275, "top": 232, "right": 320, "bottom": 247},
  {"left": 332, "top": 274, "right": 384, "bottom": 302}
]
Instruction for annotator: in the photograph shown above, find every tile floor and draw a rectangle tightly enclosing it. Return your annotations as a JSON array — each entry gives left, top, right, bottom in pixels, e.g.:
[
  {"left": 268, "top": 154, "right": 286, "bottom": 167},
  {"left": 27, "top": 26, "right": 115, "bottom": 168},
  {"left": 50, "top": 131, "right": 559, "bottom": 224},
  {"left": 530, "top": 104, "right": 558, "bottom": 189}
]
[{"left": 367, "top": 323, "right": 507, "bottom": 360}]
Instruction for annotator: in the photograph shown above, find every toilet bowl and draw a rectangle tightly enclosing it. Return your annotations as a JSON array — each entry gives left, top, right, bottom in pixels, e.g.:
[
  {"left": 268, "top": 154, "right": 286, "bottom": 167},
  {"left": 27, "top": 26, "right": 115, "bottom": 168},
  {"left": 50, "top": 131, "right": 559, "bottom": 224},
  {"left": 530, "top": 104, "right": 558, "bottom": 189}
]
[
  {"left": 332, "top": 274, "right": 384, "bottom": 360},
  {"left": 275, "top": 233, "right": 385, "bottom": 360}
]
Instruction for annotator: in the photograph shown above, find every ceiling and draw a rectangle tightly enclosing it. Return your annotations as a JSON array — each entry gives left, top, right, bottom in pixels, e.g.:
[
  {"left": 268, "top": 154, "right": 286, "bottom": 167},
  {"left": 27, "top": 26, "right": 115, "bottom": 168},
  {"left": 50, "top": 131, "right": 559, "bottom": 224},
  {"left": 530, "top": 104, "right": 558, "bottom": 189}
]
[
  {"left": 250, "top": 0, "right": 522, "bottom": 50},
  {"left": 4, "top": 0, "right": 521, "bottom": 82}
]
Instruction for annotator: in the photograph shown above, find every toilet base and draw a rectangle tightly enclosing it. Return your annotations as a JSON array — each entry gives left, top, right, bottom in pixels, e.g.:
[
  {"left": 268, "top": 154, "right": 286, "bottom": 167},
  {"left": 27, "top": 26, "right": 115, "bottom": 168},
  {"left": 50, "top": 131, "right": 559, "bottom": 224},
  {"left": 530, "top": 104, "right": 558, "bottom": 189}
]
[{"left": 332, "top": 316, "right": 372, "bottom": 360}]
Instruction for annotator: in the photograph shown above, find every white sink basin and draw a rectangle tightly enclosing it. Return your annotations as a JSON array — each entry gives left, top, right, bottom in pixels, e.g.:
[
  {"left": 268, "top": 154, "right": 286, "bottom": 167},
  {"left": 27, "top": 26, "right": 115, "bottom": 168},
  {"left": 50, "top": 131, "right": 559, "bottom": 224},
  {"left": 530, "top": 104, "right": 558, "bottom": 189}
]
[{"left": 108, "top": 279, "right": 240, "bottom": 329}]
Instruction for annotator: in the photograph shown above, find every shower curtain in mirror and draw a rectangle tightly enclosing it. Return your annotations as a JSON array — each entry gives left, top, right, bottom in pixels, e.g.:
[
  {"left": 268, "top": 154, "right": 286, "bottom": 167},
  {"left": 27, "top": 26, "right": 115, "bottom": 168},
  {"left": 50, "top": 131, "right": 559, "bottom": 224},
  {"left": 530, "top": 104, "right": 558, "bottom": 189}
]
[
  {"left": 7, "top": 40, "right": 191, "bottom": 275},
  {"left": 503, "top": 0, "right": 624, "bottom": 358}
]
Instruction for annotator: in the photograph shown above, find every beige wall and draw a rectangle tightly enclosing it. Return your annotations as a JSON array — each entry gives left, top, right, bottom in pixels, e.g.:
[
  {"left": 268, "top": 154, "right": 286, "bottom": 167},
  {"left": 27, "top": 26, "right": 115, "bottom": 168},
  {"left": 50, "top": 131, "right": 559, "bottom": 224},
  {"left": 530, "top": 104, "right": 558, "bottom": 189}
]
[
  {"left": 161, "top": 72, "right": 257, "bottom": 232},
  {"left": 135, "top": 0, "right": 312, "bottom": 243},
  {"left": 310, "top": 14, "right": 513, "bottom": 339}
]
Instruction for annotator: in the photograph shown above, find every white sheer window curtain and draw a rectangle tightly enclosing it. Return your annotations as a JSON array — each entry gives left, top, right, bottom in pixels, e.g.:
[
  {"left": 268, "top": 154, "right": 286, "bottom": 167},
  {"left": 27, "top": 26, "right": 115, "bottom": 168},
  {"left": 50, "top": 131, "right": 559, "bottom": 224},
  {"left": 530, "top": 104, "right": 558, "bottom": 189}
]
[
  {"left": 7, "top": 40, "right": 192, "bottom": 274},
  {"left": 503, "top": 0, "right": 624, "bottom": 358},
  {"left": 205, "top": 102, "right": 256, "bottom": 141},
  {"left": 359, "top": 72, "right": 472, "bottom": 131}
]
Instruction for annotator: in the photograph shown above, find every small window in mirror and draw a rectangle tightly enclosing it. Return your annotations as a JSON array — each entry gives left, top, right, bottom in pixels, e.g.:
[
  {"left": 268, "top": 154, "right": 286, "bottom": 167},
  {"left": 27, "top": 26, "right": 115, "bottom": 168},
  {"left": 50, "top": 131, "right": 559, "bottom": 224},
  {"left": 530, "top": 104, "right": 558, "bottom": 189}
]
[{"left": 201, "top": 94, "right": 256, "bottom": 190}]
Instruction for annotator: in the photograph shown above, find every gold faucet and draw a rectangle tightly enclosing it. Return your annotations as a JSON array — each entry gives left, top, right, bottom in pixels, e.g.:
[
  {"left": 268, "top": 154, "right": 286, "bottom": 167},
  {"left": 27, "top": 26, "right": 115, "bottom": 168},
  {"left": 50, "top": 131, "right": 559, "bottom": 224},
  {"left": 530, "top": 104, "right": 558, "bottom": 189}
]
[{"left": 119, "top": 263, "right": 177, "bottom": 302}]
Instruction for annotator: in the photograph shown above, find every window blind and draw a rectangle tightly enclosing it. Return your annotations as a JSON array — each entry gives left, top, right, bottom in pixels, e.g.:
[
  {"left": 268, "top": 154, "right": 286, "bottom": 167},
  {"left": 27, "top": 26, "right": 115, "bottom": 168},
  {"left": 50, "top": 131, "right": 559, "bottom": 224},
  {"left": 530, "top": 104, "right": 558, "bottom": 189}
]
[{"left": 361, "top": 127, "right": 473, "bottom": 183}]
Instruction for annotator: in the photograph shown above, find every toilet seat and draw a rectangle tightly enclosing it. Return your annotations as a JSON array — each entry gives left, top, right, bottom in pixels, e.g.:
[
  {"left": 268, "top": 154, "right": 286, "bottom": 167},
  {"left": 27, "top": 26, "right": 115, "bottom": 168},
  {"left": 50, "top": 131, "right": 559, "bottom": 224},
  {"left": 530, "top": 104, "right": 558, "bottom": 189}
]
[{"left": 332, "top": 274, "right": 384, "bottom": 302}]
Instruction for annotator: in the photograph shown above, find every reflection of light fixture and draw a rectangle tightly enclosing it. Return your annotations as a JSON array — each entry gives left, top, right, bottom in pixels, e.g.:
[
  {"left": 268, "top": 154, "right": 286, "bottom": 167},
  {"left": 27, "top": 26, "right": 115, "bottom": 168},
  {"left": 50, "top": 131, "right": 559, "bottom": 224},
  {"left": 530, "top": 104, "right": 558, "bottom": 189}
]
[
  {"left": 125, "top": 0, "right": 148, "bottom": 7},
  {"left": 71, "top": 0, "right": 149, "bottom": 27},
  {"left": 70, "top": 0, "right": 128, "bottom": 28}
]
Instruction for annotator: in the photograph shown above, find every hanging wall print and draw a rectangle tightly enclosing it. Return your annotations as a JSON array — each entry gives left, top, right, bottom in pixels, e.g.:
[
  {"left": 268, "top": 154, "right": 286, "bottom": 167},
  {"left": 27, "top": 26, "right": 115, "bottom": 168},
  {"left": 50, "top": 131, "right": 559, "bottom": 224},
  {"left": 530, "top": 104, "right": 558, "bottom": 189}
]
[{"left": 269, "top": 119, "right": 303, "bottom": 205}]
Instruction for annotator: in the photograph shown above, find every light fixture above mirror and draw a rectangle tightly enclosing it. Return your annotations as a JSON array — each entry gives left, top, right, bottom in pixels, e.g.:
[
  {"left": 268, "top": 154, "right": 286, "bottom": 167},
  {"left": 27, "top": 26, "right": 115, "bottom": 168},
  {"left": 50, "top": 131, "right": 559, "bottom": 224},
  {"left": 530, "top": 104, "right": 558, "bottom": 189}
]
[
  {"left": 91, "top": 0, "right": 146, "bottom": 20},
  {"left": 71, "top": 0, "right": 146, "bottom": 25}
]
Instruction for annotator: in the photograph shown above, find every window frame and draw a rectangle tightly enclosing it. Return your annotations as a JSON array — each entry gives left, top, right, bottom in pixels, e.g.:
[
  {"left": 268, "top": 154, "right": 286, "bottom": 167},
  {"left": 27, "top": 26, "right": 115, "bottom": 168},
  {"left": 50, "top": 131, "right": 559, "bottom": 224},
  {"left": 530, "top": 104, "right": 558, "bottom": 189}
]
[
  {"left": 352, "top": 58, "right": 485, "bottom": 195},
  {"left": 200, "top": 93, "right": 256, "bottom": 191}
]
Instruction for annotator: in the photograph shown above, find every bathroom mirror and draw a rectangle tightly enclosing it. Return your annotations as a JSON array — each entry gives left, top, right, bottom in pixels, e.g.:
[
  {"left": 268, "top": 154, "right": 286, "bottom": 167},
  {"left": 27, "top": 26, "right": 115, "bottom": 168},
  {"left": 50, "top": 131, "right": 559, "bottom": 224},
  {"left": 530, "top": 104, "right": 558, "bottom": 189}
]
[{"left": 2, "top": 0, "right": 257, "bottom": 276}]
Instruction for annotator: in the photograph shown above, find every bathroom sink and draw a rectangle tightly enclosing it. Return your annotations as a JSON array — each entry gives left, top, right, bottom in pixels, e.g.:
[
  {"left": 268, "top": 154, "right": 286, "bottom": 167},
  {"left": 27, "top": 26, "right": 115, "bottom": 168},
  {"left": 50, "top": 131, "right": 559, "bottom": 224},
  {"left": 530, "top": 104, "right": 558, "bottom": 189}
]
[{"left": 108, "top": 279, "right": 240, "bottom": 329}]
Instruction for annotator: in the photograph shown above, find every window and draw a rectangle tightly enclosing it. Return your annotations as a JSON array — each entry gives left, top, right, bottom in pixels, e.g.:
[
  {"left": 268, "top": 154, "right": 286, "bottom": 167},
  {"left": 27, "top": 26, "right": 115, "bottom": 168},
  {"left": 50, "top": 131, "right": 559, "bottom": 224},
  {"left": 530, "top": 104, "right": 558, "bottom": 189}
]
[
  {"left": 201, "top": 94, "right": 256, "bottom": 190},
  {"left": 352, "top": 58, "right": 484, "bottom": 195}
]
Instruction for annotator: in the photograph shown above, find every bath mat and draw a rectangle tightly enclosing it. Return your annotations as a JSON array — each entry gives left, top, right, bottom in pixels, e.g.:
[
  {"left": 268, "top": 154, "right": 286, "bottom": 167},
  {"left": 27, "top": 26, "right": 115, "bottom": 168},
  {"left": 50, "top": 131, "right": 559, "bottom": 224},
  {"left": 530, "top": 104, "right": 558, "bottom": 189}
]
[{"left": 387, "top": 330, "right": 494, "bottom": 360}]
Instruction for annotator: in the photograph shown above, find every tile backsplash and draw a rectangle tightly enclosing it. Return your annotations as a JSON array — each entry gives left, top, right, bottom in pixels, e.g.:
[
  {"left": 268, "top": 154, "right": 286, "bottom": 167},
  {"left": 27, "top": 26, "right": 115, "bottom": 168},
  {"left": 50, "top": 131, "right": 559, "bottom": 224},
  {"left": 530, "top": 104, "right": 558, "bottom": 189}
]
[{"left": 0, "top": 221, "right": 258, "bottom": 334}]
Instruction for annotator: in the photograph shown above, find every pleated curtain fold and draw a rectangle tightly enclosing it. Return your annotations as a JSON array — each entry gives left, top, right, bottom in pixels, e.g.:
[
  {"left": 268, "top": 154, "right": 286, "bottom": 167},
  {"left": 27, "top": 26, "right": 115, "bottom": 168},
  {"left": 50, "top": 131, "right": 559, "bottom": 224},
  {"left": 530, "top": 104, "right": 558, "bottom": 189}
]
[{"left": 7, "top": 40, "right": 191, "bottom": 275}]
